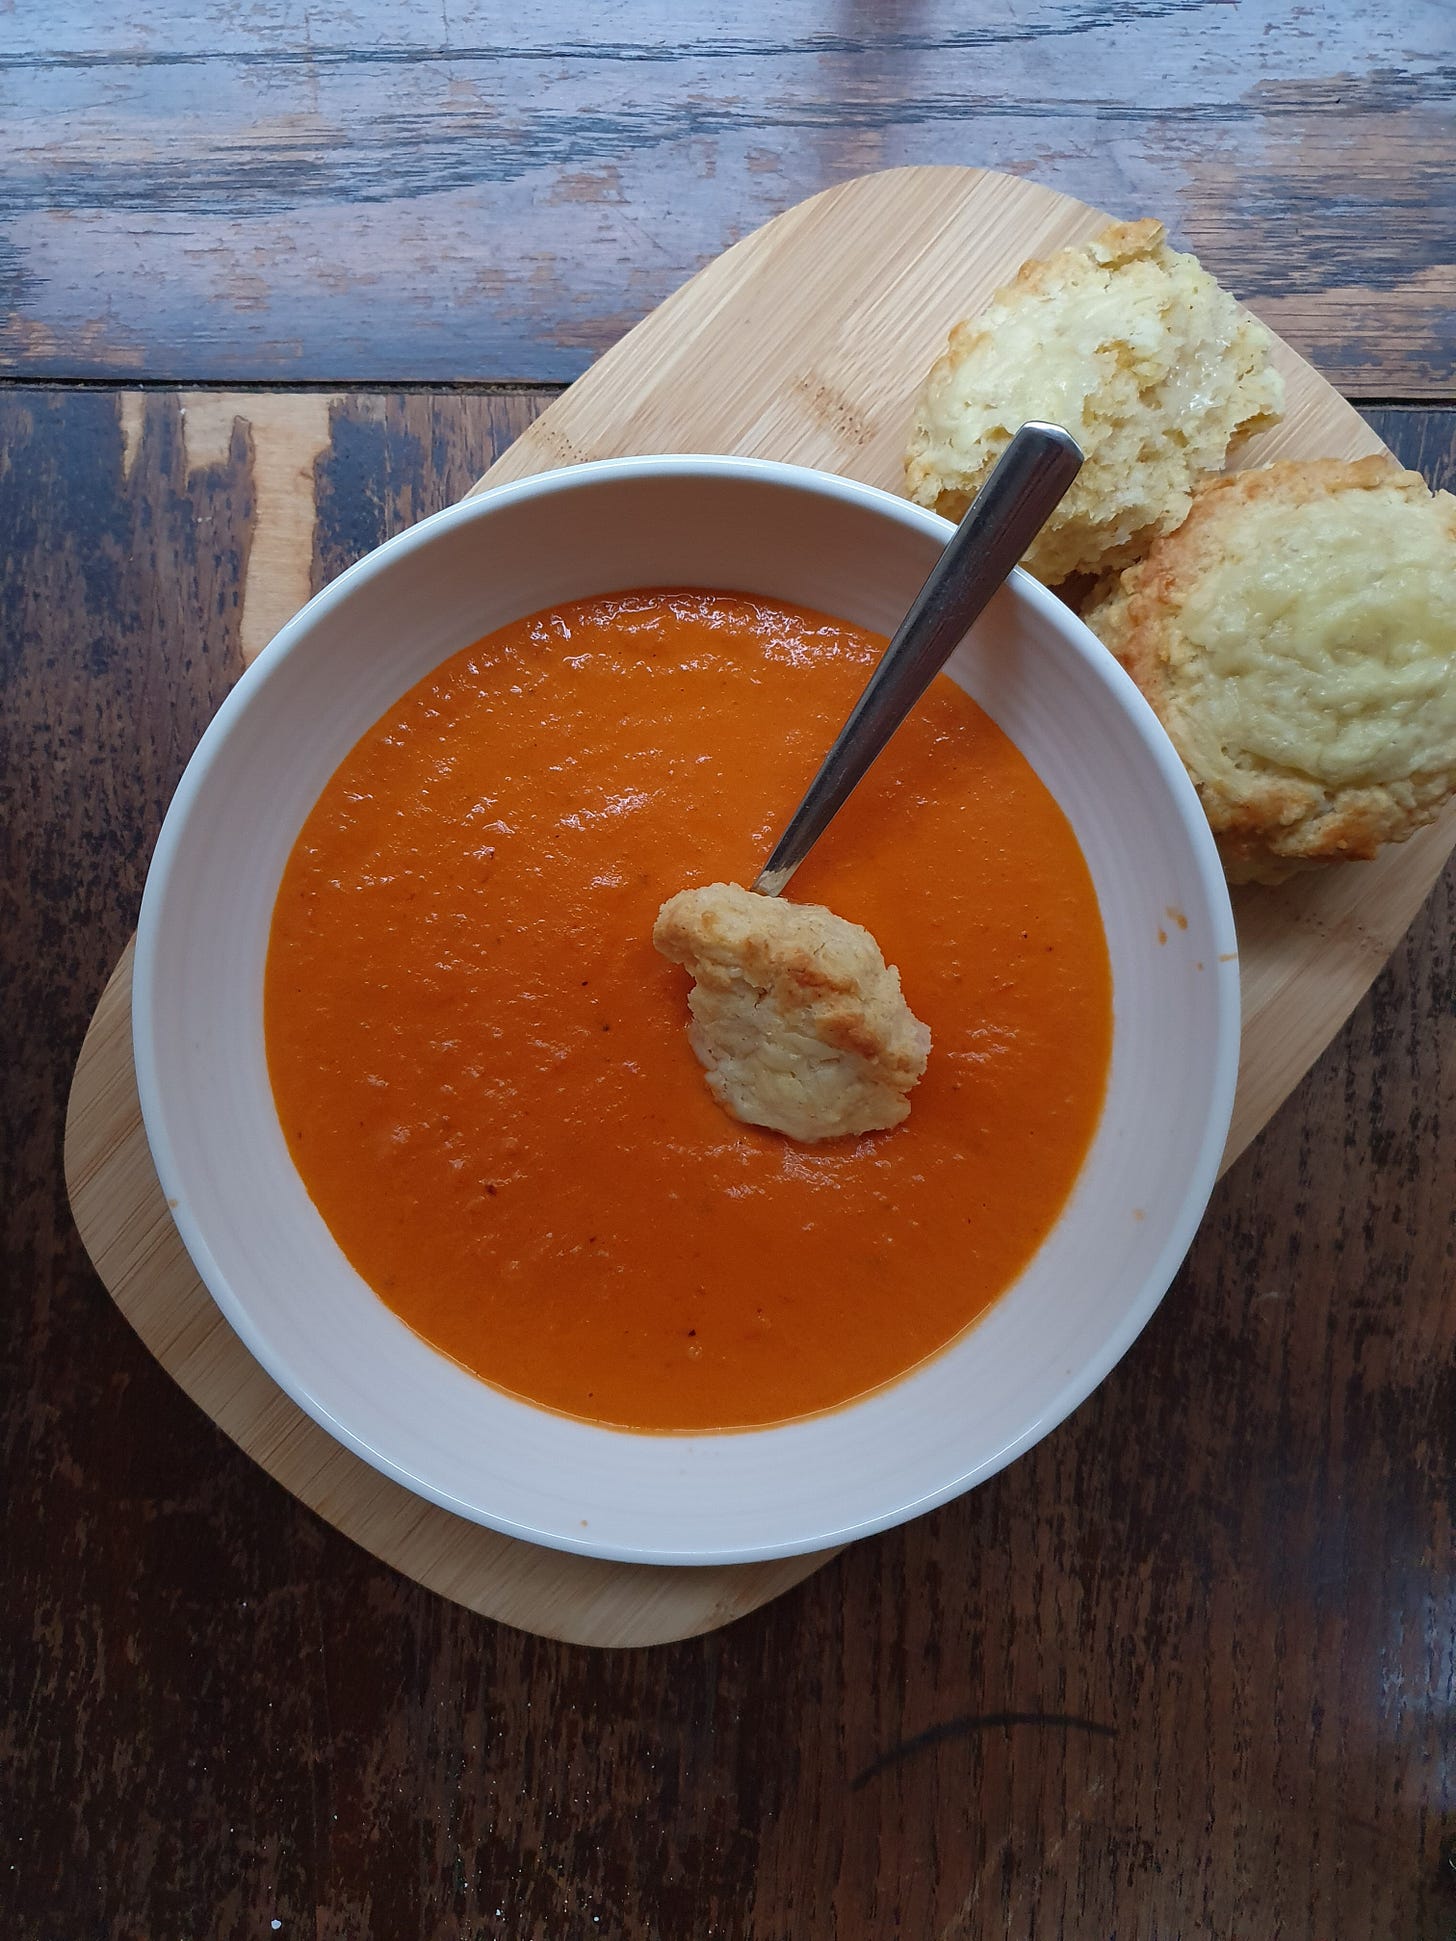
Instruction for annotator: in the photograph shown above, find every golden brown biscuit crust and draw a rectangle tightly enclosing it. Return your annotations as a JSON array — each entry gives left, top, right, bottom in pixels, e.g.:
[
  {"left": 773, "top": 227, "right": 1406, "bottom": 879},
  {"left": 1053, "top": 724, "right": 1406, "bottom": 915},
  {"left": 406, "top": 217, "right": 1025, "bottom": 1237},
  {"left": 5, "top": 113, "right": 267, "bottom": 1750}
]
[
  {"left": 653, "top": 882, "right": 931, "bottom": 1141},
  {"left": 904, "top": 217, "right": 1283, "bottom": 585},
  {"left": 1086, "top": 457, "right": 1456, "bottom": 884}
]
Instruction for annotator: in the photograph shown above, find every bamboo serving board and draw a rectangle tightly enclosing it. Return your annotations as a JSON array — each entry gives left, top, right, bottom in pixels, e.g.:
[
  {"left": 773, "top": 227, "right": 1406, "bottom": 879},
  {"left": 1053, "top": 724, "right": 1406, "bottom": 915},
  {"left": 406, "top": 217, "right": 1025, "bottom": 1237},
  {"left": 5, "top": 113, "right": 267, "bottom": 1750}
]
[{"left": 65, "top": 166, "right": 1456, "bottom": 1649}]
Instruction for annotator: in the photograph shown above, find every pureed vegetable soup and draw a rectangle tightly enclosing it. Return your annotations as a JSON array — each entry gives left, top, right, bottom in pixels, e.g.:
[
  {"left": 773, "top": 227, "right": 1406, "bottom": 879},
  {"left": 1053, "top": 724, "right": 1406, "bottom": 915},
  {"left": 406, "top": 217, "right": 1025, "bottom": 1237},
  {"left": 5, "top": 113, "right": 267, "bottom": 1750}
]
[{"left": 265, "top": 591, "right": 1112, "bottom": 1432}]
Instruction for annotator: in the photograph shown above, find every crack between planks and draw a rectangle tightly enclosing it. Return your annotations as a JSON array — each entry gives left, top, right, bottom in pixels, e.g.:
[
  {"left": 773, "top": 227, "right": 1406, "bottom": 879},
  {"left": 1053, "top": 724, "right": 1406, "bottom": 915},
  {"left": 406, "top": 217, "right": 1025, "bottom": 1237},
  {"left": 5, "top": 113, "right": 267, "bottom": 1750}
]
[
  {"left": 0, "top": 9, "right": 1293, "bottom": 72},
  {"left": 0, "top": 380, "right": 1451, "bottom": 408},
  {"left": 0, "top": 377, "right": 572, "bottom": 397}
]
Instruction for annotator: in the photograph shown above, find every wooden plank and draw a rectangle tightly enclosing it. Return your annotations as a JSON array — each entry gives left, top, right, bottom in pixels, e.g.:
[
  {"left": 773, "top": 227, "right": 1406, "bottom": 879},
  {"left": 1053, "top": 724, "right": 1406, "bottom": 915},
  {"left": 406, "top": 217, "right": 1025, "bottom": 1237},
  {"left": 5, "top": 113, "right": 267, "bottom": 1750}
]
[
  {"left": 4, "top": 0, "right": 1453, "bottom": 391},
  {"left": 8, "top": 381, "right": 1454, "bottom": 1935}
]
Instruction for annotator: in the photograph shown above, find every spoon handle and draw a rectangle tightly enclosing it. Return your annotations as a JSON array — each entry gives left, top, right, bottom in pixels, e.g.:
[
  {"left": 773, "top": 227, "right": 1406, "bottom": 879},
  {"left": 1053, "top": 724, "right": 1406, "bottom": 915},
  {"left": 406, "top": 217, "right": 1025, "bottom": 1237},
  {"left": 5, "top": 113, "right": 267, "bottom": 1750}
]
[{"left": 753, "top": 421, "right": 1083, "bottom": 897}]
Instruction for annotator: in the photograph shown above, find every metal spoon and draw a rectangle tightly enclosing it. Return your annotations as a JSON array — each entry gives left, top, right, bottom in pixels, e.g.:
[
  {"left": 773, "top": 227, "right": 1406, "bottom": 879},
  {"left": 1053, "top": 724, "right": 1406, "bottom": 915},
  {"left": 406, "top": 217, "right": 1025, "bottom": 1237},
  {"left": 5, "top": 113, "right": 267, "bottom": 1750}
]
[{"left": 753, "top": 421, "right": 1083, "bottom": 896}]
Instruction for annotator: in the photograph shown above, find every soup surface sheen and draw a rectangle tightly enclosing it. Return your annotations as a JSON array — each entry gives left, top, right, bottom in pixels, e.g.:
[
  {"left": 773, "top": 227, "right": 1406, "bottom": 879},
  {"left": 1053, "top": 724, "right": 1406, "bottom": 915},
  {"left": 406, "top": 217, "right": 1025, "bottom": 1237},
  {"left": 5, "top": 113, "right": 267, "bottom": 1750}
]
[{"left": 265, "top": 590, "right": 1112, "bottom": 1431}]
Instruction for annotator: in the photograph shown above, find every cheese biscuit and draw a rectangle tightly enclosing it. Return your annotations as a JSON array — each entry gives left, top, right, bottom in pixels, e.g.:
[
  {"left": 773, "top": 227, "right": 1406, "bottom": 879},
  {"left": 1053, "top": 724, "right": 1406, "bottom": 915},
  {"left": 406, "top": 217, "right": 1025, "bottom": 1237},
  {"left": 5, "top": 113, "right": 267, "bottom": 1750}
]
[
  {"left": 1085, "top": 458, "right": 1456, "bottom": 884},
  {"left": 905, "top": 219, "right": 1283, "bottom": 584},
  {"left": 653, "top": 882, "right": 931, "bottom": 1141}
]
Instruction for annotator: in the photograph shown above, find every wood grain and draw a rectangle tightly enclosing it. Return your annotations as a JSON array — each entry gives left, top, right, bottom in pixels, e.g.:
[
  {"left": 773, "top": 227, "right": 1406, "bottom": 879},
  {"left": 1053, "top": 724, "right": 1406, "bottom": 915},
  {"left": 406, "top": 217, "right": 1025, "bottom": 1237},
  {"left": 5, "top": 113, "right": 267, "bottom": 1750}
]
[
  {"left": 8, "top": 381, "right": 1455, "bottom": 1937},
  {"left": 61, "top": 167, "right": 1456, "bottom": 1656},
  {"left": 4, "top": 0, "right": 1453, "bottom": 392}
]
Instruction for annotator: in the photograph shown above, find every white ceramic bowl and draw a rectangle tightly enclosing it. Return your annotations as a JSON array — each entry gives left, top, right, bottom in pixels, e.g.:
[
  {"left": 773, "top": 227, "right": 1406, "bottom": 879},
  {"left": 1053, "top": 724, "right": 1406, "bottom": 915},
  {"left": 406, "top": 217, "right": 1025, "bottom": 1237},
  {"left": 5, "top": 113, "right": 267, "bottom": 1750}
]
[{"left": 134, "top": 455, "right": 1238, "bottom": 1565}]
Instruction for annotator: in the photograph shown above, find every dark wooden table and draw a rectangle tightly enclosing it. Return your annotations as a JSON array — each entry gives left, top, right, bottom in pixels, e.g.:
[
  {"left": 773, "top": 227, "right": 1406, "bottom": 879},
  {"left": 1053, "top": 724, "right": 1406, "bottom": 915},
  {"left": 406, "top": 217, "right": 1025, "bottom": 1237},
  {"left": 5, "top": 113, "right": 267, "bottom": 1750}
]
[{"left": 5, "top": 6, "right": 1455, "bottom": 1936}]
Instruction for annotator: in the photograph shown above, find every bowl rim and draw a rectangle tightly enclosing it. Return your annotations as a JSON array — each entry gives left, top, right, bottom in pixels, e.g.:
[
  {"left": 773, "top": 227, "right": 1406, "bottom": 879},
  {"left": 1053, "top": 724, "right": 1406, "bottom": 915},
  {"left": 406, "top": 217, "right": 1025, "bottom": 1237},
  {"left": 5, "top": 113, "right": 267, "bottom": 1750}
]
[{"left": 133, "top": 452, "right": 1240, "bottom": 1564}]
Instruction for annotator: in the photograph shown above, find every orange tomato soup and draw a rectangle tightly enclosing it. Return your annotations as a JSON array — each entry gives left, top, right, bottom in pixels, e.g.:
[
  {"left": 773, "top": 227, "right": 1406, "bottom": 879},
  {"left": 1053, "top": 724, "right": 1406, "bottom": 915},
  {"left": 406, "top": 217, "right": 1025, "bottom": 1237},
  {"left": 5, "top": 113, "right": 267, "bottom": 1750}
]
[{"left": 265, "top": 591, "right": 1111, "bottom": 1431}]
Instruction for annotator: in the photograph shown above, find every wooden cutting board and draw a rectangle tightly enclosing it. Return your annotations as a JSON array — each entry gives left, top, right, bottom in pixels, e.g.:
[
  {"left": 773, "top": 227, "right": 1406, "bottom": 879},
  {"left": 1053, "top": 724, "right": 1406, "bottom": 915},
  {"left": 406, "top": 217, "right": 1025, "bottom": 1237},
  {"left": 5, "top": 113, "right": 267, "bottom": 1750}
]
[{"left": 64, "top": 165, "right": 1456, "bottom": 1649}]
